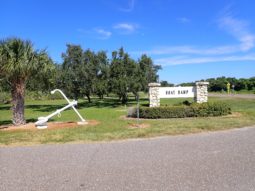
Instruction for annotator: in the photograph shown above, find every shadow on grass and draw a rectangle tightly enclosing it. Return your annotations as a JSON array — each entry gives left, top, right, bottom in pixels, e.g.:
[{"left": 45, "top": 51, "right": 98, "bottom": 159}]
[
  {"left": 25, "top": 104, "right": 66, "bottom": 112},
  {"left": 0, "top": 120, "right": 12, "bottom": 126},
  {"left": 80, "top": 97, "right": 149, "bottom": 108},
  {"left": 24, "top": 100, "right": 116, "bottom": 113},
  {"left": 24, "top": 97, "right": 149, "bottom": 111},
  {"left": 0, "top": 98, "right": 150, "bottom": 111},
  {"left": 141, "top": 103, "right": 149, "bottom": 107},
  {"left": 23, "top": 98, "right": 118, "bottom": 112},
  {"left": 79, "top": 98, "right": 123, "bottom": 108},
  {"left": 0, "top": 106, "right": 11, "bottom": 111}
]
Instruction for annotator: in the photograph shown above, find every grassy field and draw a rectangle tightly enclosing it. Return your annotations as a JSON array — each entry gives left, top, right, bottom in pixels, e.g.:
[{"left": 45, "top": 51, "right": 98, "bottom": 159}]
[{"left": 0, "top": 95, "right": 255, "bottom": 146}]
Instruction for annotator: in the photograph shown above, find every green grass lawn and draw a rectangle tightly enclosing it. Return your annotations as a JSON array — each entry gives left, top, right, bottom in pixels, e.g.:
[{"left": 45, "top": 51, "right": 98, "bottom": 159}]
[{"left": 1, "top": 95, "right": 255, "bottom": 146}]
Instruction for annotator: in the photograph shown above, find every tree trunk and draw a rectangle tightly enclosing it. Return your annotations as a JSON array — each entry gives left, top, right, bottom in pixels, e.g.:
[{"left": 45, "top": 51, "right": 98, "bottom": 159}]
[
  {"left": 121, "top": 93, "right": 128, "bottom": 104},
  {"left": 11, "top": 80, "right": 26, "bottom": 125},
  {"left": 86, "top": 94, "right": 91, "bottom": 103}
]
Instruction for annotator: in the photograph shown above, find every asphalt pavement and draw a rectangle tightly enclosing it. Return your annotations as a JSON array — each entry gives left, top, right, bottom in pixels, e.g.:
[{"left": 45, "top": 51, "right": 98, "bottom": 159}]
[{"left": 1, "top": 126, "right": 255, "bottom": 191}]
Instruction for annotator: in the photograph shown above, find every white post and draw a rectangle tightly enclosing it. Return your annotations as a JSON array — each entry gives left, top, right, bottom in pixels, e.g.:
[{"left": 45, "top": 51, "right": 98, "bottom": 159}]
[
  {"left": 195, "top": 82, "right": 209, "bottom": 103},
  {"left": 148, "top": 83, "right": 161, "bottom": 107}
]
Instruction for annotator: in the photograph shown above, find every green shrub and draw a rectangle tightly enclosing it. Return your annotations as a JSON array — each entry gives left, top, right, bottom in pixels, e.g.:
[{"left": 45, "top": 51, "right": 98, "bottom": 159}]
[
  {"left": 26, "top": 91, "right": 64, "bottom": 100},
  {"left": 26, "top": 91, "right": 45, "bottom": 100},
  {"left": 0, "top": 91, "right": 11, "bottom": 104},
  {"left": 130, "top": 102, "right": 231, "bottom": 119}
]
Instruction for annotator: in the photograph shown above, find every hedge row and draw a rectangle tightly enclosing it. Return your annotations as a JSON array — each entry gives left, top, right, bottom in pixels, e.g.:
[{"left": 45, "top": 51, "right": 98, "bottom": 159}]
[{"left": 131, "top": 102, "right": 231, "bottom": 119}]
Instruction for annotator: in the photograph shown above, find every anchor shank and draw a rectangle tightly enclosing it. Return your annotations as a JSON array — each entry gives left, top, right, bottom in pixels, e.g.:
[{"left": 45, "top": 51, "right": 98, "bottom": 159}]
[{"left": 45, "top": 101, "right": 77, "bottom": 120}]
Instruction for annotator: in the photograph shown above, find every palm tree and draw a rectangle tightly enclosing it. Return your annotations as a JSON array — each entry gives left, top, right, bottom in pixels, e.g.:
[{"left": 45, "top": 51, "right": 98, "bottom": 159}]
[{"left": 0, "top": 38, "right": 54, "bottom": 125}]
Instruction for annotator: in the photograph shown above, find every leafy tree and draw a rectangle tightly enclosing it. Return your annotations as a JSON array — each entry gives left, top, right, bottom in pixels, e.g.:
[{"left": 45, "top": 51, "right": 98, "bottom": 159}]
[
  {"left": 60, "top": 45, "right": 162, "bottom": 103},
  {"left": 183, "top": 76, "right": 255, "bottom": 92},
  {"left": 0, "top": 38, "right": 53, "bottom": 125},
  {"left": 235, "top": 78, "right": 248, "bottom": 91},
  {"left": 61, "top": 45, "right": 110, "bottom": 102},
  {"left": 0, "top": 78, "right": 9, "bottom": 92},
  {"left": 26, "top": 63, "right": 56, "bottom": 92},
  {"left": 178, "top": 82, "right": 194, "bottom": 86},
  {"left": 61, "top": 44, "right": 83, "bottom": 100},
  {"left": 138, "top": 54, "right": 161, "bottom": 91},
  {"left": 94, "top": 51, "right": 110, "bottom": 99},
  {"left": 79, "top": 49, "right": 98, "bottom": 103},
  {"left": 160, "top": 81, "right": 174, "bottom": 87},
  {"left": 124, "top": 54, "right": 141, "bottom": 100},
  {"left": 208, "top": 77, "right": 228, "bottom": 92},
  {"left": 129, "top": 64, "right": 143, "bottom": 100},
  {"left": 109, "top": 48, "right": 128, "bottom": 103},
  {"left": 109, "top": 48, "right": 138, "bottom": 103},
  {"left": 247, "top": 77, "right": 255, "bottom": 90},
  {"left": 109, "top": 49, "right": 161, "bottom": 103}
]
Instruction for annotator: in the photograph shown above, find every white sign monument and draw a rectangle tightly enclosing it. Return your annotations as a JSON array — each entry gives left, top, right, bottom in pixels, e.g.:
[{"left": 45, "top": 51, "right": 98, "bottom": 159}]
[{"left": 149, "top": 82, "right": 209, "bottom": 107}]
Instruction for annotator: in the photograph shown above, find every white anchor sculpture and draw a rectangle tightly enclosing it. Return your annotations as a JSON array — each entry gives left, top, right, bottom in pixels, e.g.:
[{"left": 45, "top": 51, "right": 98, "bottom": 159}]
[{"left": 35, "top": 89, "right": 87, "bottom": 129}]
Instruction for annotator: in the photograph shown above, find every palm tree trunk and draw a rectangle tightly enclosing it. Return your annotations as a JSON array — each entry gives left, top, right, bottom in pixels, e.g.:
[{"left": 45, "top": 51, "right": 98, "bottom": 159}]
[{"left": 11, "top": 80, "right": 26, "bottom": 125}]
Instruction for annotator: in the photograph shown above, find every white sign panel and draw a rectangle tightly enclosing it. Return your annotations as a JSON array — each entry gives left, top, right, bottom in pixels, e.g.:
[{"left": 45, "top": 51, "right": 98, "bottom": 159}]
[{"left": 159, "top": 87, "right": 195, "bottom": 98}]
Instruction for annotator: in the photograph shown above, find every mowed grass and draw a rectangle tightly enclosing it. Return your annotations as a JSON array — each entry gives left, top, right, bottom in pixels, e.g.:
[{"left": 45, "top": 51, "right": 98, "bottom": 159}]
[{"left": 0, "top": 95, "right": 255, "bottom": 146}]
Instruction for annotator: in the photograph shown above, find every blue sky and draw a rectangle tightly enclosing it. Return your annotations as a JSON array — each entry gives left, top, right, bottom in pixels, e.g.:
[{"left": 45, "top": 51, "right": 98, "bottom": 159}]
[{"left": 1, "top": 0, "right": 255, "bottom": 84}]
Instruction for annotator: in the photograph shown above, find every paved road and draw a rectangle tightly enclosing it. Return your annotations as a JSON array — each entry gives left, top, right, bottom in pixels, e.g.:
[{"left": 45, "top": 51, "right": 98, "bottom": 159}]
[{"left": 1, "top": 127, "right": 255, "bottom": 191}]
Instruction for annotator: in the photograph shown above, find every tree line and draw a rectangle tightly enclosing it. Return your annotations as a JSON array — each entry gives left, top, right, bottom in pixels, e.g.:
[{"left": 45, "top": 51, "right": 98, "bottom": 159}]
[
  {"left": 55, "top": 45, "right": 161, "bottom": 103},
  {"left": 178, "top": 76, "right": 255, "bottom": 92},
  {"left": 0, "top": 44, "right": 161, "bottom": 103}
]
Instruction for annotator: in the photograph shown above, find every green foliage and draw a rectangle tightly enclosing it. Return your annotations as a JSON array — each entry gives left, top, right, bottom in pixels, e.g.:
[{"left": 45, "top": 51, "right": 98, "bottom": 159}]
[
  {"left": 60, "top": 45, "right": 111, "bottom": 102},
  {"left": 26, "top": 91, "right": 46, "bottom": 100},
  {"left": 109, "top": 48, "right": 137, "bottom": 103},
  {"left": 0, "top": 37, "right": 54, "bottom": 125},
  {"left": 108, "top": 48, "right": 161, "bottom": 104},
  {"left": 181, "top": 76, "right": 255, "bottom": 92},
  {"left": 0, "top": 38, "right": 54, "bottom": 82},
  {"left": 138, "top": 54, "right": 161, "bottom": 91},
  {"left": 0, "top": 91, "right": 11, "bottom": 104},
  {"left": 94, "top": 51, "right": 110, "bottom": 99},
  {"left": 160, "top": 80, "right": 174, "bottom": 87},
  {"left": 25, "top": 91, "right": 64, "bottom": 100},
  {"left": 205, "top": 76, "right": 255, "bottom": 92},
  {"left": 131, "top": 102, "right": 231, "bottom": 119},
  {"left": 26, "top": 63, "right": 56, "bottom": 92},
  {"left": 191, "top": 102, "right": 231, "bottom": 117},
  {"left": 178, "top": 82, "right": 195, "bottom": 87},
  {"left": 1, "top": 38, "right": 160, "bottom": 106},
  {"left": 60, "top": 44, "right": 84, "bottom": 100}
]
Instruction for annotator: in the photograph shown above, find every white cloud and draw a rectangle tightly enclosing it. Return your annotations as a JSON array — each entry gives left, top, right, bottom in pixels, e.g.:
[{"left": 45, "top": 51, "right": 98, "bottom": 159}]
[
  {"left": 135, "top": 13, "right": 255, "bottom": 56},
  {"left": 218, "top": 13, "right": 255, "bottom": 51},
  {"left": 177, "top": 17, "right": 190, "bottom": 23},
  {"left": 132, "top": 11, "right": 255, "bottom": 66},
  {"left": 94, "top": 28, "right": 112, "bottom": 39},
  {"left": 77, "top": 28, "right": 112, "bottom": 40},
  {"left": 113, "top": 23, "right": 138, "bottom": 34},
  {"left": 138, "top": 45, "right": 240, "bottom": 55},
  {"left": 154, "top": 54, "right": 255, "bottom": 66}
]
